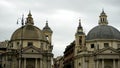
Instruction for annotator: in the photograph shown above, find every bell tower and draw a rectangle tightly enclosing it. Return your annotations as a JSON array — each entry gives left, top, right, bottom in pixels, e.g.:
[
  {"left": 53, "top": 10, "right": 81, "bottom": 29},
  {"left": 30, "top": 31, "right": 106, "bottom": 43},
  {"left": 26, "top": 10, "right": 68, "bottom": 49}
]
[
  {"left": 42, "top": 21, "right": 53, "bottom": 44},
  {"left": 75, "top": 19, "right": 86, "bottom": 55}
]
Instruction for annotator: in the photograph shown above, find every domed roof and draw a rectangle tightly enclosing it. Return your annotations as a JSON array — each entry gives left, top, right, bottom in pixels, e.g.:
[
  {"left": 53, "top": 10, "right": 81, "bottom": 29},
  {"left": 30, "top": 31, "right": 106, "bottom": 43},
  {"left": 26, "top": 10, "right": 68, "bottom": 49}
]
[
  {"left": 86, "top": 25, "right": 120, "bottom": 40},
  {"left": 11, "top": 25, "right": 47, "bottom": 41},
  {"left": 42, "top": 21, "right": 53, "bottom": 33},
  {"left": 86, "top": 10, "right": 120, "bottom": 40},
  {"left": 11, "top": 12, "right": 47, "bottom": 41}
]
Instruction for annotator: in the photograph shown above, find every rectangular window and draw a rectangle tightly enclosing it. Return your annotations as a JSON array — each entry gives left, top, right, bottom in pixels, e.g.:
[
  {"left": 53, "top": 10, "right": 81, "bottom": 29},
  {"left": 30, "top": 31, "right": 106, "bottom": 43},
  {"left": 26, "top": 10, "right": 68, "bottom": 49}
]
[
  {"left": 17, "top": 42, "right": 19, "bottom": 46},
  {"left": 118, "top": 44, "right": 120, "bottom": 48},
  {"left": 28, "top": 42, "right": 33, "bottom": 46},
  {"left": 91, "top": 44, "right": 94, "bottom": 48},
  {"left": 104, "top": 43, "right": 109, "bottom": 48},
  {"left": 41, "top": 43, "right": 43, "bottom": 48}
]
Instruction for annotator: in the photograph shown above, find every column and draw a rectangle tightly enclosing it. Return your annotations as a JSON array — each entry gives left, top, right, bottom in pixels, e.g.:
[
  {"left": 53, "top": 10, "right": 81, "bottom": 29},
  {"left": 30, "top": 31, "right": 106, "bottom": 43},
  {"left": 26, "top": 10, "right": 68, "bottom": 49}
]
[
  {"left": 24, "top": 58, "right": 26, "bottom": 68},
  {"left": 85, "top": 61, "right": 88, "bottom": 68},
  {"left": 35, "top": 58, "right": 38, "bottom": 68},
  {"left": 85, "top": 57, "right": 88, "bottom": 68},
  {"left": 102, "top": 59, "right": 104, "bottom": 68},
  {"left": 94, "top": 61, "right": 96, "bottom": 68},
  {"left": 83, "top": 57, "right": 85, "bottom": 68},
  {"left": 118, "top": 59, "right": 120, "bottom": 68},
  {"left": 40, "top": 59, "right": 42, "bottom": 68},
  {"left": 113, "top": 59, "right": 116, "bottom": 68},
  {"left": 96, "top": 60, "right": 99, "bottom": 68},
  {"left": 19, "top": 59, "right": 21, "bottom": 68}
]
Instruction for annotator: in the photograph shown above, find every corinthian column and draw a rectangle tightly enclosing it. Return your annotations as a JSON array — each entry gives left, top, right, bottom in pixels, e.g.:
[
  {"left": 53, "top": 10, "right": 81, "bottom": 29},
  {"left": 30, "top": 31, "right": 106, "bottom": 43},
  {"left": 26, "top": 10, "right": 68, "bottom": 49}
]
[
  {"left": 40, "top": 59, "right": 42, "bottom": 68},
  {"left": 113, "top": 59, "right": 116, "bottom": 68},
  {"left": 35, "top": 58, "right": 38, "bottom": 68},
  {"left": 24, "top": 58, "right": 26, "bottom": 68},
  {"left": 102, "top": 59, "right": 104, "bottom": 68}
]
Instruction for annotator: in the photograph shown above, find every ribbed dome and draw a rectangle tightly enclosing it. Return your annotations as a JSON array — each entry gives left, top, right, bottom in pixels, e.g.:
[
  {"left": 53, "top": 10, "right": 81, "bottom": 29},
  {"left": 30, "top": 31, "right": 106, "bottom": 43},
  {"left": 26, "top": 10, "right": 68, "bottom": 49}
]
[
  {"left": 86, "top": 25, "right": 120, "bottom": 40},
  {"left": 11, "top": 25, "right": 47, "bottom": 41}
]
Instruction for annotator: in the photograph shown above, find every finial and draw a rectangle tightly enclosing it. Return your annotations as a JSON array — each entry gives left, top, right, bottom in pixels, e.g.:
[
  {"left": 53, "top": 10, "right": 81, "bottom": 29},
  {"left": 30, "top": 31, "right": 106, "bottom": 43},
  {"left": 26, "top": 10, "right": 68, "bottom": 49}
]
[
  {"left": 102, "top": 8, "right": 104, "bottom": 12},
  {"left": 79, "top": 19, "right": 81, "bottom": 23},
  {"left": 46, "top": 20, "right": 48, "bottom": 26},
  {"left": 28, "top": 10, "right": 32, "bottom": 17},
  {"left": 76, "top": 18, "right": 83, "bottom": 33},
  {"left": 79, "top": 19, "right": 81, "bottom": 27},
  {"left": 101, "top": 8, "right": 105, "bottom": 14},
  {"left": 46, "top": 20, "right": 48, "bottom": 23}
]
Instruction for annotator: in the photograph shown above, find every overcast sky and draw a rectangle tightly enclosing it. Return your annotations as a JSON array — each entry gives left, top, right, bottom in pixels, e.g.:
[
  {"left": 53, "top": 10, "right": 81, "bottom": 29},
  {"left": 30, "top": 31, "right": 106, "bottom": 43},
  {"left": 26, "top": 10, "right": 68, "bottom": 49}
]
[{"left": 0, "top": 0, "right": 120, "bottom": 57}]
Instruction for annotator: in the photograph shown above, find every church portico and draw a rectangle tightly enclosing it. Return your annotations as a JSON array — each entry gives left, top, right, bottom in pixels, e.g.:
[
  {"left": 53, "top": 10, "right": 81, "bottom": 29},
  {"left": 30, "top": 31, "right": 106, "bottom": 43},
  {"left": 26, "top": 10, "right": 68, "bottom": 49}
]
[
  {"left": 18, "top": 58, "right": 44, "bottom": 68},
  {"left": 95, "top": 59, "right": 120, "bottom": 68}
]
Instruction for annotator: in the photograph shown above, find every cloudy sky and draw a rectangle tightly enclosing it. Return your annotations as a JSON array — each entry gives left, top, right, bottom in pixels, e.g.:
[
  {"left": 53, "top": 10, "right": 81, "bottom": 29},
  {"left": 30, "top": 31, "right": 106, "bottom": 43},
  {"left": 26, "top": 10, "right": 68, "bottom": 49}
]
[{"left": 0, "top": 0, "right": 120, "bottom": 57}]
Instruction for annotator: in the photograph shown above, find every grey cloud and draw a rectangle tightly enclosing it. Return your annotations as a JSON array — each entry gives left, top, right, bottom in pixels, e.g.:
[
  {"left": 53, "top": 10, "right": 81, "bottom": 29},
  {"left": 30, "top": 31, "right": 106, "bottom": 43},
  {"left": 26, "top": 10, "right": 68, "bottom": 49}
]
[{"left": 0, "top": 0, "right": 120, "bottom": 57}]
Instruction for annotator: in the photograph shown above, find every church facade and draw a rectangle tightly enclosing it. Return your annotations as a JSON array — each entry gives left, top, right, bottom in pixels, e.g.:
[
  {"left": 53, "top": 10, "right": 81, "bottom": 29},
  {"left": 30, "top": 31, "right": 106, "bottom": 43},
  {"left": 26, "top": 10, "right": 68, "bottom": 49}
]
[
  {"left": 74, "top": 11, "right": 120, "bottom": 68},
  {"left": 0, "top": 12, "right": 53, "bottom": 68}
]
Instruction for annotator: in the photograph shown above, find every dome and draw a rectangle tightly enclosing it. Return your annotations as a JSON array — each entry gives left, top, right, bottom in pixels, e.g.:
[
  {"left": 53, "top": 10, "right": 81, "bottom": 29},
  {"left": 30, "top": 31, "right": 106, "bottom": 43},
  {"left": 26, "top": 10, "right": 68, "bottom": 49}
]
[
  {"left": 11, "top": 25, "right": 47, "bottom": 41},
  {"left": 86, "top": 10, "right": 120, "bottom": 40},
  {"left": 86, "top": 25, "right": 120, "bottom": 40},
  {"left": 11, "top": 12, "right": 47, "bottom": 41},
  {"left": 42, "top": 21, "right": 53, "bottom": 33}
]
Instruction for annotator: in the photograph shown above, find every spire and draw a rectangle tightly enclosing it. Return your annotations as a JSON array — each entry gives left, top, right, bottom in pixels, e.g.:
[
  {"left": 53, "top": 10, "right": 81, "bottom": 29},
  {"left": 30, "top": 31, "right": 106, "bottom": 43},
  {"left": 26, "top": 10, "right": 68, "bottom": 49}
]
[
  {"left": 98, "top": 9, "right": 108, "bottom": 25},
  {"left": 45, "top": 20, "right": 49, "bottom": 27},
  {"left": 77, "top": 19, "right": 83, "bottom": 33},
  {"left": 28, "top": 10, "right": 32, "bottom": 17},
  {"left": 25, "top": 11, "right": 34, "bottom": 25},
  {"left": 78, "top": 19, "right": 82, "bottom": 29}
]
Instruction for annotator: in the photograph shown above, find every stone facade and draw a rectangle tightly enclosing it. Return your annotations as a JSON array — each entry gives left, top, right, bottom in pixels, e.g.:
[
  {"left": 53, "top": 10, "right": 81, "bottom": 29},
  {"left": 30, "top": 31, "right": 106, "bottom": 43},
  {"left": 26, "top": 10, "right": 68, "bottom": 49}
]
[
  {"left": 63, "top": 41, "right": 75, "bottom": 68},
  {"left": 53, "top": 56, "right": 64, "bottom": 68},
  {"left": 0, "top": 12, "right": 53, "bottom": 68},
  {"left": 74, "top": 10, "right": 120, "bottom": 68}
]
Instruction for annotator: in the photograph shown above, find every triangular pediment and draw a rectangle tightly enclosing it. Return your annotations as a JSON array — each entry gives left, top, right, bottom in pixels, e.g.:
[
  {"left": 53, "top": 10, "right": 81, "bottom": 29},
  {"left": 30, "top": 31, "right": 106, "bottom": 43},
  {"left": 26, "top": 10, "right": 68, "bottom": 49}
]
[
  {"left": 95, "top": 47, "right": 119, "bottom": 54},
  {"left": 102, "top": 49, "right": 117, "bottom": 53},
  {"left": 22, "top": 46, "right": 41, "bottom": 54}
]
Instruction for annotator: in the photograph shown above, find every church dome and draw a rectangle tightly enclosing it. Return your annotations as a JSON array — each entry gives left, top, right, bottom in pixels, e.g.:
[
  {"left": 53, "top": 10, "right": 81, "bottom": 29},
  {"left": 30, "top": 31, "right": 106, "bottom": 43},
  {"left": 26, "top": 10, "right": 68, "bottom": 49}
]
[
  {"left": 86, "top": 10, "right": 120, "bottom": 40},
  {"left": 11, "top": 12, "right": 47, "bottom": 41},
  {"left": 11, "top": 25, "right": 47, "bottom": 41},
  {"left": 86, "top": 25, "right": 120, "bottom": 40}
]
